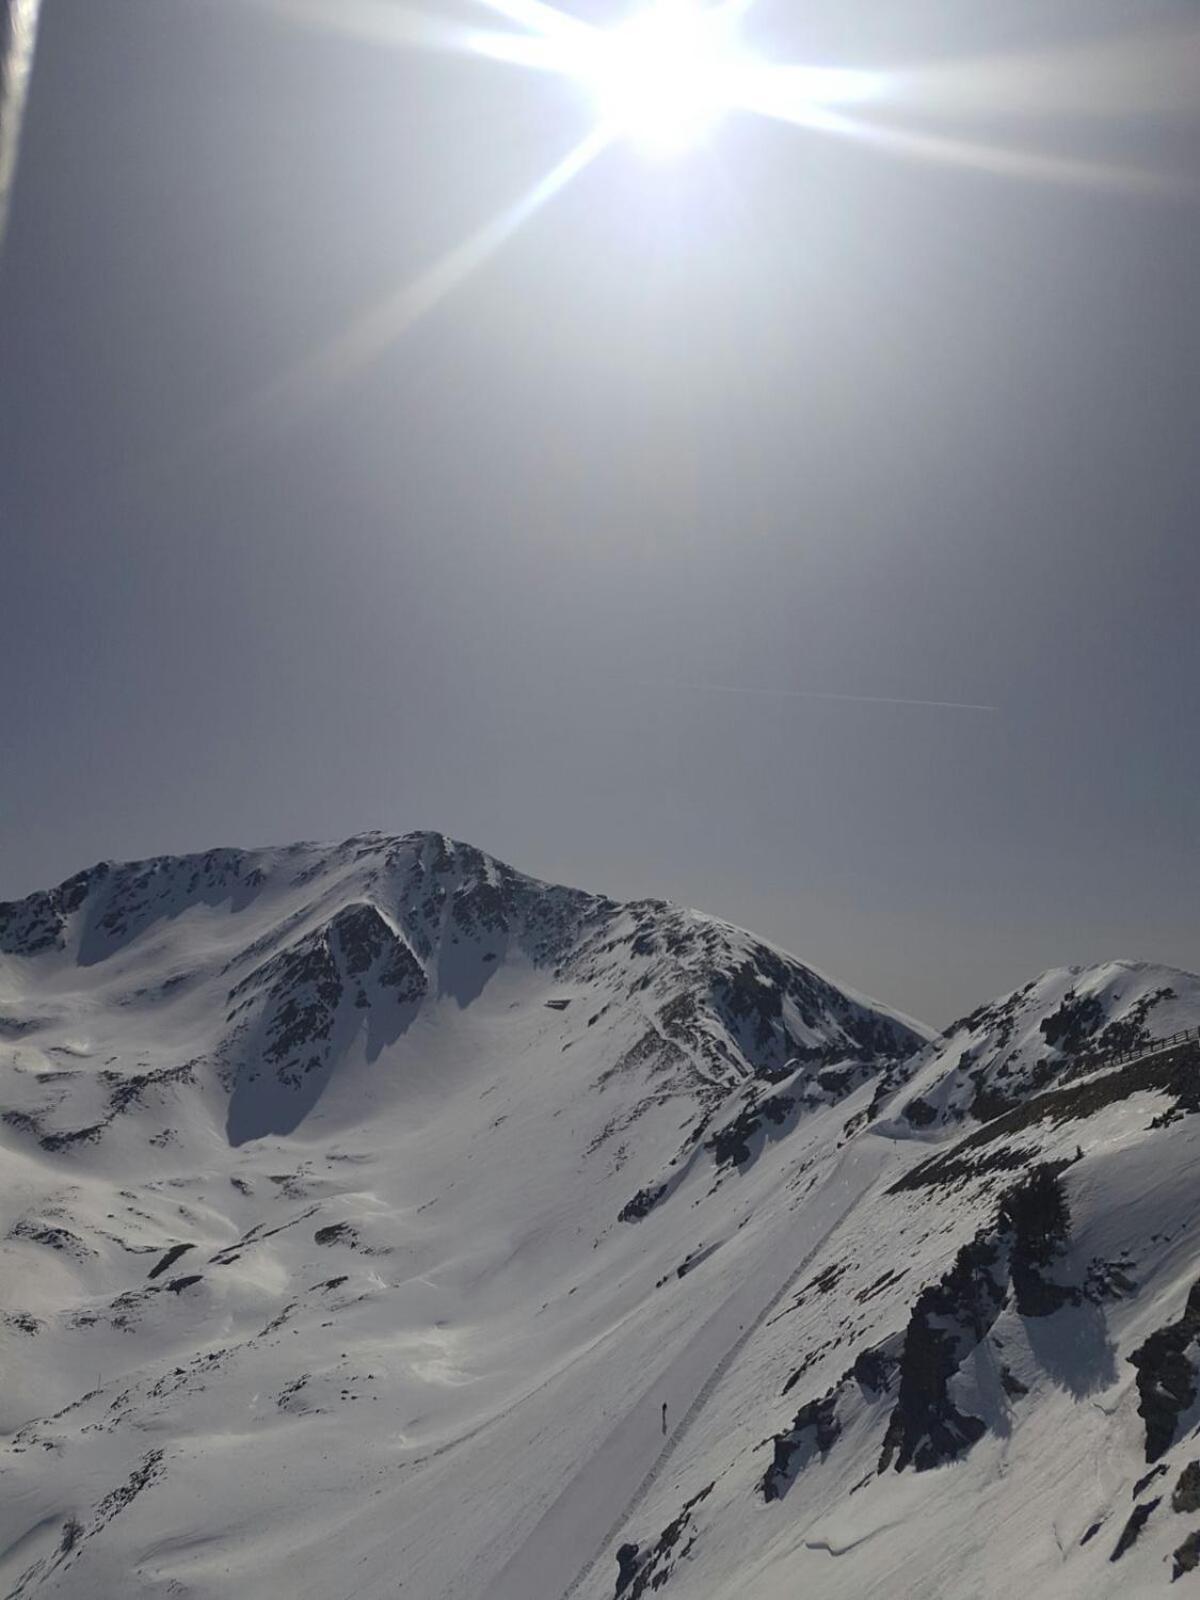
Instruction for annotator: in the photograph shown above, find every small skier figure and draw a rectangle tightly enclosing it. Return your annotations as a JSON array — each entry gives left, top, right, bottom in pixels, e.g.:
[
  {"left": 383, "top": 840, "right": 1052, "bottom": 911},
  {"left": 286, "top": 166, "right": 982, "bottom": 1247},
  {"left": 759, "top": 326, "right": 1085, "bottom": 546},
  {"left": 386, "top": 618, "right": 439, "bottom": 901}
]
[{"left": 661, "top": 1401, "right": 668, "bottom": 1436}]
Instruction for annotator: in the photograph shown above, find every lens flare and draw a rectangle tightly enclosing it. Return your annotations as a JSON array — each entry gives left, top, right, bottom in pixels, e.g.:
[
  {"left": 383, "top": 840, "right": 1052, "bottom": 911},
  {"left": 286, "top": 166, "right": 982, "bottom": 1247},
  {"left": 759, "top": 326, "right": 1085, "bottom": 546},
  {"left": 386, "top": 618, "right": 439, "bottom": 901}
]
[
  {"left": 585, "top": 0, "right": 746, "bottom": 157},
  {"left": 221, "top": 0, "right": 1188, "bottom": 439}
]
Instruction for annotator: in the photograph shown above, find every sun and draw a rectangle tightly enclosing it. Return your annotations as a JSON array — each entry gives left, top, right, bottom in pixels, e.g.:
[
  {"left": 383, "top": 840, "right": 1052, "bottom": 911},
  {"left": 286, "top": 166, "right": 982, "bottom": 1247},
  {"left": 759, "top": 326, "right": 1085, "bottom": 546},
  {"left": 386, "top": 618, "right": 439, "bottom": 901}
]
[
  {"left": 583, "top": 1, "right": 748, "bottom": 157},
  {"left": 464, "top": 0, "right": 876, "bottom": 163}
]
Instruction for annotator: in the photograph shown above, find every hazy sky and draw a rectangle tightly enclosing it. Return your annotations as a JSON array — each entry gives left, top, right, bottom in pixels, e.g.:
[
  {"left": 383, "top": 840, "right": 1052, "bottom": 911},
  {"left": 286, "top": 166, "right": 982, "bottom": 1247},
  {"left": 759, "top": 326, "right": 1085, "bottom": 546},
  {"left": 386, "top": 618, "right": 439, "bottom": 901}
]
[{"left": 2, "top": 0, "right": 1198, "bottom": 1025}]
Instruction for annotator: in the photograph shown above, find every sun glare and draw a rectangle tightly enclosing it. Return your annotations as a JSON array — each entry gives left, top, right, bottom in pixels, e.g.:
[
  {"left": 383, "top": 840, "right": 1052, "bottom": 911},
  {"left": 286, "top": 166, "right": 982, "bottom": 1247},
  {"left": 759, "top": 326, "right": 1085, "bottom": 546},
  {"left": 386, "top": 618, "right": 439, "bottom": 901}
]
[
  {"left": 585, "top": 1, "right": 747, "bottom": 157},
  {"left": 241, "top": 0, "right": 1184, "bottom": 416}
]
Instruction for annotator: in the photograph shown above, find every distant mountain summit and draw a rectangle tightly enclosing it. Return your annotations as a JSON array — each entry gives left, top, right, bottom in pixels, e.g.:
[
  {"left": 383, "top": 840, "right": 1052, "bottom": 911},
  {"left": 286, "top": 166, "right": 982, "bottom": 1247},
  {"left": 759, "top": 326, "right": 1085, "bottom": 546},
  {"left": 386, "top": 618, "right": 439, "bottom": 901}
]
[
  {"left": 888, "top": 959, "right": 1200, "bottom": 1130},
  {"left": 0, "top": 830, "right": 927, "bottom": 1148}
]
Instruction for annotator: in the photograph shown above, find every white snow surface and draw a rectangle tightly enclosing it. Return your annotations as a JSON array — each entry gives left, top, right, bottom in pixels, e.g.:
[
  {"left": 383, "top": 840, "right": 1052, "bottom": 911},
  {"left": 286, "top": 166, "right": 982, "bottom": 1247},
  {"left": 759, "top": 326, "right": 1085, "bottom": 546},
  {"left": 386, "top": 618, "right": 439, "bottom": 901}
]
[{"left": 2, "top": 833, "right": 1199, "bottom": 1600}]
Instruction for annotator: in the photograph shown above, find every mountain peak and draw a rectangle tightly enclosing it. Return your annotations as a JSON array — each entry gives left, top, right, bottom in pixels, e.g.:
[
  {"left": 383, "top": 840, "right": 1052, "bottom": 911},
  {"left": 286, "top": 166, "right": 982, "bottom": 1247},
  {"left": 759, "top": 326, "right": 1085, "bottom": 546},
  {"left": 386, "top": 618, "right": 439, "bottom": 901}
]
[
  {"left": 888, "top": 958, "right": 1200, "bottom": 1131},
  {"left": 0, "top": 832, "right": 925, "bottom": 1152},
  {"left": 6, "top": 838, "right": 1195, "bottom": 1600}
]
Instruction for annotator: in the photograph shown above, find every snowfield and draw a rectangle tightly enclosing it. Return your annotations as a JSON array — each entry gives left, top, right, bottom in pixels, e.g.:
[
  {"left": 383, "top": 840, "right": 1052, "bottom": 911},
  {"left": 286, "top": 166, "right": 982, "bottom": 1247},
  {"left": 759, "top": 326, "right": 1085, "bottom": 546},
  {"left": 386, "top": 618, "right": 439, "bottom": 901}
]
[{"left": 1, "top": 831, "right": 1198, "bottom": 1600}]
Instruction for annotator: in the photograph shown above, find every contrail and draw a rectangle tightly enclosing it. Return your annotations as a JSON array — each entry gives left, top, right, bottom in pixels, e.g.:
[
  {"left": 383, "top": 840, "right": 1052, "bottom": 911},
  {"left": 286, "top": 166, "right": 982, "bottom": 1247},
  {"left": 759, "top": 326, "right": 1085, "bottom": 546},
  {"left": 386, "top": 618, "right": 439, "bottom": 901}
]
[{"left": 644, "top": 678, "right": 998, "bottom": 713}]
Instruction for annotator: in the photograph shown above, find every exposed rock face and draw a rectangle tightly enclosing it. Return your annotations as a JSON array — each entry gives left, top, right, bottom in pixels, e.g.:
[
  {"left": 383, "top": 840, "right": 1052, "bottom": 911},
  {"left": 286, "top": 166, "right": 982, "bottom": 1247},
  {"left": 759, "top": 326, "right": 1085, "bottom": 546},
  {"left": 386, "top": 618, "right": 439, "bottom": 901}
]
[
  {"left": 893, "top": 1042, "right": 1200, "bottom": 1196},
  {"left": 763, "top": 1166, "right": 1080, "bottom": 1494},
  {"left": 889, "top": 963, "right": 1200, "bottom": 1131},
  {"left": 229, "top": 925, "right": 344, "bottom": 1088},
  {"left": 880, "top": 1165, "right": 1078, "bottom": 1473},
  {"left": 1111, "top": 1497, "right": 1161, "bottom": 1562},
  {"left": 225, "top": 903, "right": 428, "bottom": 1100},
  {"left": 762, "top": 1391, "right": 844, "bottom": 1500},
  {"left": 1000, "top": 1163, "right": 1079, "bottom": 1317},
  {"left": 619, "top": 1038, "right": 919, "bottom": 1225},
  {"left": 1130, "top": 1280, "right": 1200, "bottom": 1463},
  {"left": 901, "top": 1096, "right": 938, "bottom": 1127},
  {"left": 1173, "top": 1529, "right": 1200, "bottom": 1580},
  {"left": 0, "top": 862, "right": 109, "bottom": 955},
  {"left": 609, "top": 1483, "right": 713, "bottom": 1598},
  {"left": 332, "top": 904, "right": 426, "bottom": 998},
  {"left": 708, "top": 1089, "right": 801, "bottom": 1170},
  {"left": 146, "top": 1243, "right": 194, "bottom": 1280},
  {"left": 877, "top": 1233, "right": 1004, "bottom": 1473},
  {"left": 1172, "top": 1461, "right": 1200, "bottom": 1514},
  {"left": 614, "top": 1542, "right": 641, "bottom": 1595}
]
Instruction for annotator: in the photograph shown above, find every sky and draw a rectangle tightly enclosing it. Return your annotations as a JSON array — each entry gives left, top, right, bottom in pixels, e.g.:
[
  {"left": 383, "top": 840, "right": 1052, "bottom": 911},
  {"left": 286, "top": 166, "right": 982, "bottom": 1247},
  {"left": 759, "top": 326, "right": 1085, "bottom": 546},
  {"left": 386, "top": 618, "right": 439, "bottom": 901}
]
[{"left": 1, "top": 0, "right": 1198, "bottom": 1027}]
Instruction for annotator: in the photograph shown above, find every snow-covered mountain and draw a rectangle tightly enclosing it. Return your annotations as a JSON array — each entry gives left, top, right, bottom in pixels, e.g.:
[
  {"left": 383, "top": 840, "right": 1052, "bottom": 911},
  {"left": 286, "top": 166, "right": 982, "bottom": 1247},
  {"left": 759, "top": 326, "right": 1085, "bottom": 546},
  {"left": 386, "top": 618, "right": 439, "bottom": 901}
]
[
  {"left": 1, "top": 833, "right": 1198, "bottom": 1600},
  {"left": 0, "top": 832, "right": 923, "bottom": 1599},
  {"left": 888, "top": 960, "right": 1200, "bottom": 1130},
  {"left": 608, "top": 963, "right": 1200, "bottom": 1600},
  {"left": 0, "top": 832, "right": 923, "bottom": 1150}
]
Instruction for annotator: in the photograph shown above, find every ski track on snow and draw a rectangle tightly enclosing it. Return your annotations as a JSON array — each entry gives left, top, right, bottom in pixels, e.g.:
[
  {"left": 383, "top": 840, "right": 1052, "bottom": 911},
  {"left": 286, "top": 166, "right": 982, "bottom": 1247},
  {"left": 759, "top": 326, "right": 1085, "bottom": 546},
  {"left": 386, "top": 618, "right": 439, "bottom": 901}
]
[{"left": 489, "top": 1137, "right": 895, "bottom": 1600}]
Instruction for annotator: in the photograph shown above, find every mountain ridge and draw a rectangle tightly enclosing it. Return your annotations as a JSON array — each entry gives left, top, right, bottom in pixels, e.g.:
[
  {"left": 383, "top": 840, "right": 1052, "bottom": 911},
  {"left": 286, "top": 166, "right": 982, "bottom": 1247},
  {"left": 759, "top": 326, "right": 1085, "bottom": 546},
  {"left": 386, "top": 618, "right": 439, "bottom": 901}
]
[
  {"left": 0, "top": 830, "right": 930, "bottom": 1152},
  {"left": 2, "top": 831, "right": 1199, "bottom": 1600}
]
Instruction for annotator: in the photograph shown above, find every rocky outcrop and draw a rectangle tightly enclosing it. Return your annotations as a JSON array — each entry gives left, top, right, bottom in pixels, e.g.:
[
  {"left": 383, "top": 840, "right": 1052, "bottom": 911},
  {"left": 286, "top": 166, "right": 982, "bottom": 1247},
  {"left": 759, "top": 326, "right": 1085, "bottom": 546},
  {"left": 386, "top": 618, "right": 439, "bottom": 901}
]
[
  {"left": 1130, "top": 1279, "right": 1200, "bottom": 1463},
  {"left": 1173, "top": 1529, "right": 1200, "bottom": 1580},
  {"left": 611, "top": 1483, "right": 713, "bottom": 1598},
  {"left": 764, "top": 1166, "right": 1081, "bottom": 1494},
  {"left": 878, "top": 1232, "right": 1005, "bottom": 1473},
  {"left": 1172, "top": 1461, "right": 1200, "bottom": 1514},
  {"left": 1111, "top": 1497, "right": 1160, "bottom": 1562},
  {"left": 891, "top": 964, "right": 1198, "bottom": 1131},
  {"left": 763, "top": 1391, "right": 844, "bottom": 1500}
]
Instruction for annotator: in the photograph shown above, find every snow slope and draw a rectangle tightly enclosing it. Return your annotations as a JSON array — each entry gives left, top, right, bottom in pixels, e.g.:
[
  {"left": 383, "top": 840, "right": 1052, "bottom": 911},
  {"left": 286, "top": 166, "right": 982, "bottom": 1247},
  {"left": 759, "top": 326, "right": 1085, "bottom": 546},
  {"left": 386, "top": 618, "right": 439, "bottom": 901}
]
[
  {"left": 4, "top": 835, "right": 1200, "bottom": 1600},
  {"left": 585, "top": 996, "right": 1200, "bottom": 1600},
  {"left": 0, "top": 832, "right": 924, "bottom": 1600}
]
